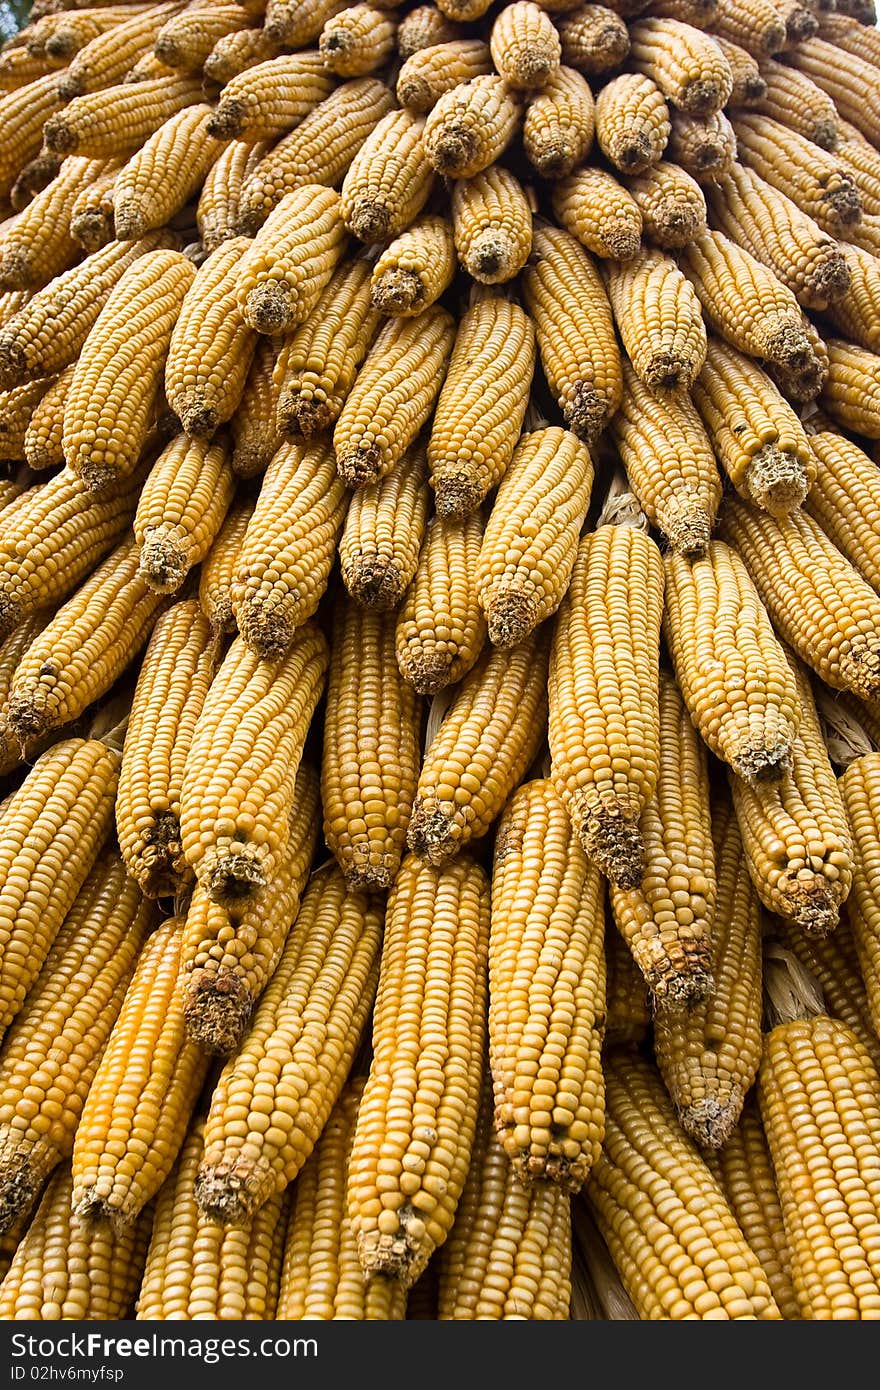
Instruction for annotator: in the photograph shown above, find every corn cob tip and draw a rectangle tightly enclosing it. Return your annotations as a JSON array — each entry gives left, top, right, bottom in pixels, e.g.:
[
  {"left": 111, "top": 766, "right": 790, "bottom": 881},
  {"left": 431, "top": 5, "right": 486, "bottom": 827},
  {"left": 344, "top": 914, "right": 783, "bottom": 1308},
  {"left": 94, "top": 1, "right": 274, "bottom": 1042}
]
[
  {"left": 427, "top": 127, "right": 478, "bottom": 177},
  {"left": 345, "top": 197, "right": 393, "bottom": 244},
  {"left": 505, "top": 1140, "right": 594, "bottom": 1194},
  {"left": 344, "top": 557, "right": 407, "bottom": 610},
  {"left": 462, "top": 230, "right": 522, "bottom": 284},
  {"left": 194, "top": 1161, "right": 274, "bottom": 1228},
  {"left": 0, "top": 1134, "right": 58, "bottom": 1234},
  {"left": 237, "top": 603, "right": 299, "bottom": 663},
  {"left": 201, "top": 845, "right": 268, "bottom": 909},
  {"left": 406, "top": 801, "right": 464, "bottom": 867},
  {"left": 370, "top": 269, "right": 423, "bottom": 316},
  {"left": 731, "top": 736, "right": 793, "bottom": 784},
  {"left": 112, "top": 204, "right": 149, "bottom": 243},
  {"left": 641, "top": 350, "right": 699, "bottom": 395},
  {"left": 396, "top": 650, "right": 459, "bottom": 697},
  {"left": 56, "top": 74, "right": 83, "bottom": 100},
  {"left": 785, "top": 884, "right": 841, "bottom": 938},
  {"left": 744, "top": 445, "right": 810, "bottom": 518},
  {"left": 42, "top": 114, "right": 77, "bottom": 155},
  {"left": 659, "top": 498, "right": 713, "bottom": 559},
  {"left": 169, "top": 387, "right": 221, "bottom": 440},
  {"left": 676, "top": 1090, "right": 743, "bottom": 1149},
  {"left": 564, "top": 381, "right": 614, "bottom": 444},
  {"left": 336, "top": 444, "right": 382, "bottom": 489},
  {"left": 7, "top": 684, "right": 54, "bottom": 743},
  {"left": 575, "top": 802, "right": 645, "bottom": 889},
  {"left": 132, "top": 813, "right": 188, "bottom": 898},
  {"left": 0, "top": 344, "right": 28, "bottom": 393},
  {"left": 280, "top": 396, "right": 333, "bottom": 441},
  {"left": 486, "top": 591, "right": 539, "bottom": 650},
  {"left": 137, "top": 532, "right": 191, "bottom": 595},
  {"left": 357, "top": 1217, "right": 424, "bottom": 1287},
  {"left": 206, "top": 100, "right": 247, "bottom": 140},
  {"left": 433, "top": 474, "right": 484, "bottom": 521},
  {"left": 0, "top": 253, "right": 35, "bottom": 294},
  {"left": 647, "top": 953, "right": 714, "bottom": 1008},
  {"left": 183, "top": 969, "right": 253, "bottom": 1056},
  {"left": 243, "top": 282, "right": 295, "bottom": 336}
]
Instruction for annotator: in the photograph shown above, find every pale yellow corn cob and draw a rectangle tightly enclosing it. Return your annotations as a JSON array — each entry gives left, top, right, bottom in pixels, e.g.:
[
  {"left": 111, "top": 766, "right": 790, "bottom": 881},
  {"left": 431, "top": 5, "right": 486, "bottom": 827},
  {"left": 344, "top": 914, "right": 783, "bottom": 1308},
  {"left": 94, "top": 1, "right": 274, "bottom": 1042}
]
[
  {"left": 610, "top": 359, "right": 719, "bottom": 555},
  {"left": 0, "top": 48, "right": 56, "bottom": 92},
  {"left": 804, "top": 417, "right": 880, "bottom": 593},
  {"left": 775, "top": 912, "right": 880, "bottom": 1076},
  {"left": 408, "top": 629, "right": 549, "bottom": 866},
  {"left": 397, "top": 4, "right": 458, "bottom": 57},
  {"left": 44, "top": 72, "right": 203, "bottom": 158},
  {"left": 477, "top": 425, "right": 593, "bottom": 648},
  {"left": 604, "top": 921, "right": 651, "bottom": 1045},
  {"left": 423, "top": 75, "right": 522, "bottom": 178},
  {"left": 396, "top": 512, "right": 486, "bottom": 695},
  {"left": 0, "top": 851, "right": 154, "bottom": 1232},
  {"left": 154, "top": 3, "right": 250, "bottom": 70},
  {"left": 428, "top": 295, "right": 535, "bottom": 516},
  {"left": 339, "top": 107, "right": 435, "bottom": 245},
  {"left": 113, "top": 104, "right": 224, "bottom": 240},
  {"left": 264, "top": 0, "right": 348, "bottom": 43},
  {"left": 339, "top": 442, "right": 428, "bottom": 610},
  {"left": 731, "top": 113, "right": 862, "bottom": 235},
  {"left": 181, "top": 762, "right": 319, "bottom": 1055},
  {"left": 69, "top": 161, "right": 120, "bottom": 249},
  {"left": 0, "top": 155, "right": 106, "bottom": 291},
  {"left": 233, "top": 82, "right": 391, "bottom": 234},
  {"left": 180, "top": 625, "right": 328, "bottom": 906},
  {"left": 828, "top": 244, "right": 880, "bottom": 354},
  {"left": 711, "top": 31, "right": 764, "bottom": 101},
  {"left": 820, "top": 338, "right": 880, "bottom": 439},
  {"left": 206, "top": 52, "right": 335, "bottom": 141},
  {"left": 785, "top": 36, "right": 880, "bottom": 146},
  {"left": 649, "top": 0, "right": 718, "bottom": 24},
  {"left": 522, "top": 64, "right": 596, "bottom": 178},
  {"left": 370, "top": 214, "right": 455, "bottom": 316},
  {"left": 623, "top": 158, "right": 706, "bottom": 247},
  {"left": 136, "top": 1122, "right": 289, "bottom": 1319},
  {"left": 751, "top": 58, "right": 839, "bottom": 150},
  {"left": 0, "top": 612, "right": 51, "bottom": 777},
  {"left": 320, "top": 3, "right": 397, "bottom": 76},
  {"left": 203, "top": 25, "right": 279, "bottom": 84},
  {"left": 198, "top": 496, "right": 254, "bottom": 634},
  {"left": 628, "top": 16, "right": 734, "bottom": 112},
  {"left": 135, "top": 434, "right": 235, "bottom": 594},
  {"left": 6, "top": 541, "right": 167, "bottom": 743},
  {"left": 334, "top": 305, "right": 455, "bottom": 488},
  {"left": 450, "top": 165, "right": 532, "bottom": 283},
  {"left": 552, "top": 166, "right": 641, "bottom": 259},
  {"left": 230, "top": 335, "right": 284, "bottom": 477},
  {"left": 604, "top": 247, "right": 706, "bottom": 391},
  {"left": 347, "top": 853, "right": 488, "bottom": 1286},
  {"left": 0, "top": 74, "right": 65, "bottom": 201},
  {"left": 197, "top": 138, "right": 268, "bottom": 251},
  {"left": 816, "top": 9, "right": 880, "bottom": 62},
  {"left": 0, "top": 376, "right": 56, "bottom": 462},
  {"left": 197, "top": 867, "right": 383, "bottom": 1223},
  {"left": 556, "top": 4, "right": 629, "bottom": 74},
  {"left": 548, "top": 523, "right": 664, "bottom": 887},
  {"left": 490, "top": 1, "right": 561, "bottom": 88},
  {"left": 773, "top": 0, "right": 819, "bottom": 47},
  {"left": 232, "top": 438, "right": 347, "bottom": 656},
  {"left": 396, "top": 39, "right": 491, "bottom": 112},
  {"left": 236, "top": 184, "right": 345, "bottom": 336},
  {"left": 667, "top": 107, "right": 736, "bottom": 181},
  {"left": 594, "top": 71, "right": 670, "bottom": 172},
  {"left": 708, "top": 0, "right": 786, "bottom": 53}
]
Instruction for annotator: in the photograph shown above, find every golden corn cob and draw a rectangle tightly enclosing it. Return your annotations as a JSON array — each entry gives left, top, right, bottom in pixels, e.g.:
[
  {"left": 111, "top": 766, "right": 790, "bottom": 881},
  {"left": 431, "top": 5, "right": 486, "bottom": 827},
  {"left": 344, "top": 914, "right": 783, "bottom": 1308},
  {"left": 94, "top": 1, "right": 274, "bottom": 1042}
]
[
  {"left": 116, "top": 600, "right": 215, "bottom": 898},
  {"left": 0, "top": 74, "right": 65, "bottom": 201},
  {"left": 765, "top": 307, "right": 829, "bottom": 403},
  {"left": 0, "top": 1166, "right": 151, "bottom": 1319},
  {"left": 44, "top": 72, "right": 203, "bottom": 158},
  {"left": 0, "top": 851, "right": 154, "bottom": 1233},
  {"left": 203, "top": 25, "right": 279, "bottom": 83},
  {"left": 628, "top": 16, "right": 734, "bottom": 112},
  {"left": 339, "top": 107, "right": 435, "bottom": 244},
  {"left": 428, "top": 295, "right": 535, "bottom": 516},
  {"left": 197, "top": 137, "right": 268, "bottom": 251},
  {"left": 805, "top": 420, "right": 880, "bottom": 600},
  {"left": 232, "top": 438, "right": 347, "bottom": 656},
  {"left": 450, "top": 166, "right": 533, "bottom": 283},
  {"left": 0, "top": 48, "right": 55, "bottom": 92},
  {"left": 838, "top": 752, "right": 880, "bottom": 1043},
  {"left": 181, "top": 762, "right": 319, "bottom": 1055},
  {"left": 521, "top": 224, "right": 622, "bottom": 441},
  {"left": 370, "top": 214, "right": 456, "bottom": 316},
  {"left": 69, "top": 161, "right": 119, "bottom": 250},
  {"left": 275, "top": 255, "right": 380, "bottom": 440},
  {"left": 490, "top": 1, "right": 561, "bottom": 88},
  {"left": 197, "top": 867, "right": 383, "bottom": 1223},
  {"left": 587, "top": 1050, "right": 782, "bottom": 1319},
  {"left": 0, "top": 612, "right": 51, "bottom": 778},
  {"left": 264, "top": 0, "right": 348, "bottom": 43},
  {"left": 347, "top": 853, "right": 488, "bottom": 1286},
  {"left": 0, "top": 737, "right": 119, "bottom": 1042},
  {"left": 654, "top": 792, "right": 762, "bottom": 1147},
  {"left": 704, "top": 1101, "right": 799, "bottom": 1320},
  {"left": 121, "top": 49, "right": 177, "bottom": 84},
  {"left": 154, "top": 2, "right": 250, "bottom": 70},
  {"left": 199, "top": 496, "right": 254, "bottom": 635},
  {"left": 820, "top": 338, "right": 880, "bottom": 440},
  {"left": 112, "top": 103, "right": 224, "bottom": 240},
  {"left": 476, "top": 425, "right": 593, "bottom": 648},
  {"left": 604, "top": 247, "right": 706, "bottom": 392},
  {"left": 707, "top": 0, "right": 786, "bottom": 52},
  {"left": 396, "top": 39, "right": 491, "bottom": 112},
  {"left": 711, "top": 31, "right": 764, "bottom": 101},
  {"left": 9, "top": 150, "right": 65, "bottom": 210},
  {"left": 594, "top": 71, "right": 670, "bottom": 172},
  {"left": 556, "top": 4, "right": 630, "bottom": 74},
  {"left": 828, "top": 244, "right": 880, "bottom": 354},
  {"left": 136, "top": 1121, "right": 289, "bottom": 1320},
  {"left": 397, "top": 3, "right": 458, "bottom": 57},
  {"left": 71, "top": 916, "right": 210, "bottom": 1227},
  {"left": 180, "top": 625, "right": 328, "bottom": 907},
  {"left": 604, "top": 921, "right": 651, "bottom": 1046},
  {"left": 277, "top": 1080, "right": 407, "bottom": 1320},
  {"left": 135, "top": 434, "right": 235, "bottom": 594},
  {"left": 339, "top": 442, "right": 428, "bottom": 611},
  {"left": 396, "top": 513, "right": 486, "bottom": 696},
  {"left": 236, "top": 184, "right": 345, "bottom": 336},
  {"left": 610, "top": 359, "right": 719, "bottom": 555},
  {"left": 750, "top": 58, "right": 838, "bottom": 150},
  {"left": 522, "top": 64, "right": 595, "bottom": 179},
  {"left": 548, "top": 522, "right": 664, "bottom": 888},
  {"left": 423, "top": 75, "right": 522, "bottom": 178},
  {"left": 0, "top": 377, "right": 57, "bottom": 463},
  {"left": 206, "top": 52, "right": 335, "bottom": 141},
  {"left": 230, "top": 335, "right": 284, "bottom": 477},
  {"left": 0, "top": 154, "right": 106, "bottom": 291},
  {"left": 731, "top": 113, "right": 862, "bottom": 235},
  {"left": 623, "top": 158, "right": 706, "bottom": 247},
  {"left": 667, "top": 107, "right": 737, "bottom": 181},
  {"left": 608, "top": 669, "right": 715, "bottom": 1005},
  {"left": 334, "top": 305, "right": 455, "bottom": 488},
  {"left": 438, "top": 1076, "right": 572, "bottom": 1319},
  {"left": 408, "top": 630, "right": 549, "bottom": 866},
  {"left": 319, "top": 3, "right": 397, "bottom": 75},
  {"left": 785, "top": 36, "right": 880, "bottom": 146},
  {"left": 6, "top": 541, "right": 167, "bottom": 744},
  {"left": 774, "top": 913, "right": 880, "bottom": 1076},
  {"left": 552, "top": 166, "right": 641, "bottom": 259},
  {"left": 649, "top": 0, "right": 718, "bottom": 24},
  {"left": 816, "top": 9, "right": 880, "bottom": 63}
]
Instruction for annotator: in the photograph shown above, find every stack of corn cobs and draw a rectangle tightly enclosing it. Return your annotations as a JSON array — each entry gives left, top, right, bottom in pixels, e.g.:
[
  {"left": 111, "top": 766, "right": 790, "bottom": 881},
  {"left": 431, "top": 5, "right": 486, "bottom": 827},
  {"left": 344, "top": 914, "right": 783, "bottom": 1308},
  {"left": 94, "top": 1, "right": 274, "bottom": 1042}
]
[{"left": 1, "top": 0, "right": 880, "bottom": 1325}]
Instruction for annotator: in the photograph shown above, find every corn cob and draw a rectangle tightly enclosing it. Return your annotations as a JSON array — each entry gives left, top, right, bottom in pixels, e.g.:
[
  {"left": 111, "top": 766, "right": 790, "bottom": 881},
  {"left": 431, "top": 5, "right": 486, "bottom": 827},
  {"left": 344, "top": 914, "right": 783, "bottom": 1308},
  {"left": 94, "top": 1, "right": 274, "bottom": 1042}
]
[
  {"left": 264, "top": 0, "right": 348, "bottom": 43},
  {"left": 334, "top": 306, "right": 454, "bottom": 488},
  {"left": 731, "top": 113, "right": 862, "bottom": 234},
  {"left": 275, "top": 255, "right": 380, "bottom": 440},
  {"left": 704, "top": 1101, "right": 799, "bottom": 1320},
  {"left": 203, "top": 25, "right": 279, "bottom": 84},
  {"left": 649, "top": 0, "right": 718, "bottom": 23},
  {"left": 838, "top": 752, "right": 880, "bottom": 1043},
  {"left": 0, "top": 48, "right": 55, "bottom": 92},
  {"left": 522, "top": 64, "right": 595, "bottom": 178},
  {"left": 608, "top": 669, "right": 715, "bottom": 1005},
  {"left": 277, "top": 1080, "right": 407, "bottom": 1320},
  {"left": 489, "top": 778, "right": 605, "bottom": 1188},
  {"left": 232, "top": 439, "right": 346, "bottom": 656},
  {"left": 408, "top": 629, "right": 549, "bottom": 866},
  {"left": 604, "top": 920, "right": 651, "bottom": 1046},
  {"left": 206, "top": 52, "right": 335, "bottom": 141},
  {"left": 490, "top": 1, "right": 561, "bottom": 89},
  {"left": 0, "top": 291, "right": 29, "bottom": 331},
  {"left": 0, "top": 852, "right": 153, "bottom": 1233},
  {"left": 339, "top": 443, "right": 427, "bottom": 611},
  {"left": 135, "top": 434, "right": 234, "bottom": 593},
  {"left": 624, "top": 159, "right": 706, "bottom": 248},
  {"left": 816, "top": 10, "right": 880, "bottom": 63},
  {"left": 396, "top": 512, "right": 486, "bottom": 695},
  {"left": 340, "top": 106, "right": 435, "bottom": 244},
  {"left": 521, "top": 225, "right": 622, "bottom": 441},
  {"left": 182, "top": 762, "right": 319, "bottom": 1055},
  {"left": 594, "top": 72, "right": 670, "bottom": 172},
  {"left": 63, "top": 248, "right": 194, "bottom": 491},
  {"left": 319, "top": 3, "right": 397, "bottom": 76},
  {"left": 785, "top": 36, "right": 880, "bottom": 146},
  {"left": 828, "top": 244, "right": 880, "bottom": 354},
  {"left": 820, "top": 338, "right": 880, "bottom": 439},
  {"left": 6, "top": 541, "right": 166, "bottom": 744},
  {"left": 587, "top": 1051, "right": 782, "bottom": 1319},
  {"left": 236, "top": 80, "right": 394, "bottom": 233},
  {"left": 711, "top": 31, "right": 764, "bottom": 100},
  {"left": 136, "top": 1121, "right": 289, "bottom": 1320},
  {"left": 123, "top": 49, "right": 177, "bottom": 83},
  {"left": 667, "top": 107, "right": 736, "bottom": 181},
  {"left": 230, "top": 335, "right": 283, "bottom": 478},
  {"left": 197, "top": 867, "right": 383, "bottom": 1223},
  {"left": 750, "top": 59, "right": 838, "bottom": 150},
  {"left": 605, "top": 248, "right": 706, "bottom": 392},
  {"left": 548, "top": 522, "right": 664, "bottom": 888},
  {"left": 180, "top": 625, "right": 328, "bottom": 906},
  {"left": 396, "top": 39, "right": 491, "bottom": 112},
  {"left": 476, "top": 425, "right": 593, "bottom": 648},
  {"left": 10, "top": 150, "right": 66, "bottom": 210},
  {"left": 765, "top": 307, "right": 829, "bottom": 403},
  {"left": 347, "top": 853, "right": 488, "bottom": 1285},
  {"left": 835, "top": 0, "right": 878, "bottom": 23},
  {"left": 199, "top": 496, "right": 253, "bottom": 635},
  {"left": 0, "top": 74, "right": 65, "bottom": 201},
  {"left": 68, "top": 161, "right": 119, "bottom": 249},
  {"left": 774, "top": 913, "right": 880, "bottom": 1076},
  {"left": 438, "top": 1077, "right": 572, "bottom": 1319},
  {"left": 450, "top": 167, "right": 532, "bottom": 284},
  {"left": 71, "top": 916, "right": 209, "bottom": 1227},
  {"left": 628, "top": 17, "right": 733, "bottom": 112},
  {"left": 433, "top": 0, "right": 493, "bottom": 17},
  {"left": 805, "top": 422, "right": 880, "bottom": 606},
  {"left": 708, "top": 0, "right": 786, "bottom": 52},
  {"left": 198, "top": 137, "right": 268, "bottom": 250},
  {"left": 370, "top": 215, "right": 455, "bottom": 316},
  {"left": 552, "top": 166, "right": 640, "bottom": 259},
  {"left": 236, "top": 185, "right": 345, "bottom": 337},
  {"left": 44, "top": 72, "right": 203, "bottom": 158},
  {"left": 112, "top": 104, "right": 224, "bottom": 241},
  {"left": 397, "top": 3, "right": 458, "bottom": 57},
  {"left": 610, "top": 360, "right": 719, "bottom": 555},
  {"left": 428, "top": 294, "right": 535, "bottom": 516},
  {"left": 0, "top": 1166, "right": 151, "bottom": 1319},
  {"left": 0, "top": 155, "right": 106, "bottom": 291},
  {"left": 153, "top": 2, "right": 251, "bottom": 71},
  {"left": 556, "top": 4, "right": 629, "bottom": 74},
  {"left": 0, "top": 612, "right": 51, "bottom": 777},
  {"left": 0, "top": 377, "right": 56, "bottom": 462},
  {"left": 774, "top": 0, "right": 819, "bottom": 46},
  {"left": 423, "top": 75, "right": 522, "bottom": 178}
]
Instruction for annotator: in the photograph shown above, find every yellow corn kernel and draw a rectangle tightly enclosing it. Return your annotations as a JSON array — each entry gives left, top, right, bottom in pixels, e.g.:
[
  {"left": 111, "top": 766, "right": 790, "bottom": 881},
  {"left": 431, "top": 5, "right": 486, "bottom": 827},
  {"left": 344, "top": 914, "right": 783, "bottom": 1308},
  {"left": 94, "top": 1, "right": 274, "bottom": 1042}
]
[
  {"left": 628, "top": 16, "right": 734, "bottom": 112},
  {"left": 197, "top": 138, "right": 268, "bottom": 251},
  {"left": 837, "top": 118, "right": 880, "bottom": 217},
  {"left": 605, "top": 247, "right": 706, "bottom": 392},
  {"left": 154, "top": 2, "right": 250, "bottom": 70},
  {"left": 0, "top": 376, "right": 54, "bottom": 463},
  {"left": 0, "top": 48, "right": 55, "bottom": 94},
  {"left": 522, "top": 64, "right": 595, "bottom": 179},
  {"left": 198, "top": 496, "right": 254, "bottom": 635},
  {"left": 552, "top": 166, "right": 641, "bottom": 260},
  {"left": 820, "top": 337, "right": 880, "bottom": 440},
  {"left": 708, "top": 0, "right": 786, "bottom": 53},
  {"left": 206, "top": 52, "right": 334, "bottom": 141},
  {"left": 113, "top": 104, "right": 224, "bottom": 241},
  {"left": 423, "top": 74, "right": 522, "bottom": 178},
  {"left": 339, "top": 443, "right": 428, "bottom": 611},
  {"left": 557, "top": 5, "right": 629, "bottom": 75},
  {"left": 667, "top": 107, "right": 737, "bottom": 181},
  {"left": 319, "top": 3, "right": 396, "bottom": 75},
  {"left": 490, "top": 2, "right": 561, "bottom": 88},
  {"left": 594, "top": 71, "right": 671, "bottom": 172},
  {"left": 121, "top": 49, "right": 177, "bottom": 85},
  {"left": 237, "top": 185, "right": 345, "bottom": 336},
  {"left": 396, "top": 513, "right": 486, "bottom": 696},
  {"left": 816, "top": 9, "right": 880, "bottom": 62},
  {"left": 203, "top": 25, "right": 279, "bottom": 84},
  {"left": 731, "top": 112, "right": 862, "bottom": 235},
  {"left": 135, "top": 435, "right": 235, "bottom": 594},
  {"left": 370, "top": 215, "right": 456, "bottom": 316},
  {"left": 0, "top": 155, "right": 107, "bottom": 291},
  {"left": 44, "top": 72, "right": 203, "bottom": 158},
  {"left": 435, "top": 0, "right": 493, "bottom": 16},
  {"left": 230, "top": 335, "right": 284, "bottom": 478},
  {"left": 397, "top": 4, "right": 458, "bottom": 57},
  {"left": 828, "top": 244, "right": 880, "bottom": 355},
  {"left": 340, "top": 106, "right": 436, "bottom": 244},
  {"left": 450, "top": 166, "right": 533, "bottom": 284},
  {"left": 396, "top": 39, "right": 491, "bottom": 112}
]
